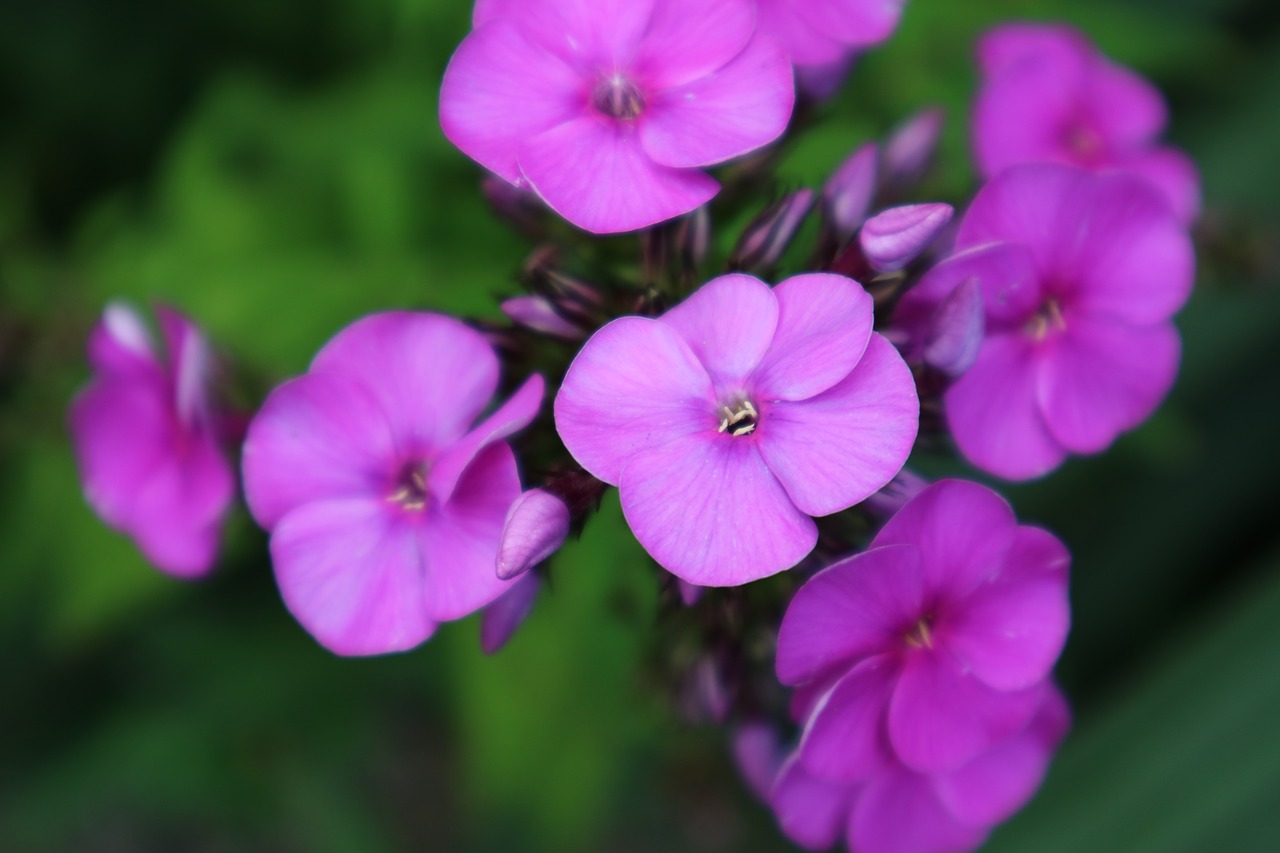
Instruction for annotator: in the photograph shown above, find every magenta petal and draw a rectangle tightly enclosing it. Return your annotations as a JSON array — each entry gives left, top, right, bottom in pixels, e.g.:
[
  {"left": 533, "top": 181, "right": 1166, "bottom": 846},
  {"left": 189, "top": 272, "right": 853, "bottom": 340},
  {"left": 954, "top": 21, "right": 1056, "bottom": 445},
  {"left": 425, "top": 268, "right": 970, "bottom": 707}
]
[
  {"left": 1084, "top": 59, "right": 1166, "bottom": 147},
  {"left": 872, "top": 480, "right": 1017, "bottom": 602},
  {"left": 777, "top": 544, "right": 923, "bottom": 685},
  {"left": 977, "top": 23, "right": 1088, "bottom": 79},
  {"left": 756, "top": 0, "right": 848, "bottom": 66},
  {"left": 751, "top": 273, "right": 875, "bottom": 401},
  {"left": 496, "top": 488, "right": 570, "bottom": 580},
  {"left": 420, "top": 443, "right": 520, "bottom": 621},
  {"left": 242, "top": 372, "right": 395, "bottom": 529},
  {"left": 946, "top": 333, "right": 1067, "bottom": 481},
  {"left": 659, "top": 273, "right": 778, "bottom": 388},
  {"left": 1123, "top": 146, "right": 1201, "bottom": 224},
  {"left": 799, "top": 655, "right": 897, "bottom": 782},
  {"left": 850, "top": 770, "right": 988, "bottom": 853},
  {"left": 897, "top": 242, "right": 1041, "bottom": 336},
  {"left": 945, "top": 527, "right": 1070, "bottom": 692},
  {"left": 1038, "top": 318, "right": 1180, "bottom": 454},
  {"left": 519, "top": 118, "right": 719, "bottom": 234},
  {"left": 430, "top": 373, "right": 545, "bottom": 504},
  {"left": 270, "top": 498, "right": 435, "bottom": 656},
  {"left": 310, "top": 312, "right": 500, "bottom": 452},
  {"left": 481, "top": 572, "right": 539, "bottom": 654},
  {"left": 923, "top": 277, "right": 985, "bottom": 378},
  {"left": 632, "top": 0, "right": 755, "bottom": 88},
  {"left": 771, "top": 755, "right": 859, "bottom": 851},
  {"left": 87, "top": 302, "right": 157, "bottom": 377},
  {"left": 640, "top": 34, "right": 794, "bottom": 169},
  {"left": 734, "top": 723, "right": 784, "bottom": 801},
  {"left": 958, "top": 164, "right": 1085, "bottom": 264},
  {"left": 501, "top": 295, "right": 583, "bottom": 339},
  {"left": 156, "top": 305, "right": 215, "bottom": 428},
  {"left": 860, "top": 203, "right": 954, "bottom": 273},
  {"left": 889, "top": 651, "right": 1042, "bottom": 773},
  {"left": 439, "top": 20, "right": 585, "bottom": 185},
  {"left": 794, "top": 0, "right": 905, "bottom": 48},
  {"left": 825, "top": 142, "right": 879, "bottom": 235},
  {"left": 619, "top": 434, "right": 817, "bottom": 586},
  {"left": 973, "top": 61, "right": 1081, "bottom": 180},
  {"left": 758, "top": 334, "right": 918, "bottom": 516},
  {"left": 555, "top": 316, "right": 713, "bottom": 484}
]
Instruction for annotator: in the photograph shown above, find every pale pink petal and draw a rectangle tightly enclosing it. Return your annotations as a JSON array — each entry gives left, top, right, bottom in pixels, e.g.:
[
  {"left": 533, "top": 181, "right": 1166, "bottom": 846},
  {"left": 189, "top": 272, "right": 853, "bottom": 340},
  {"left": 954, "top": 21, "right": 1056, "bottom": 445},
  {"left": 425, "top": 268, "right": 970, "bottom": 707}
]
[
  {"left": 1122, "top": 146, "right": 1201, "bottom": 224},
  {"left": 770, "top": 755, "right": 859, "bottom": 850},
  {"left": 871, "top": 480, "right": 1017, "bottom": 601},
  {"left": 632, "top": 0, "right": 755, "bottom": 88},
  {"left": 310, "top": 312, "right": 499, "bottom": 453},
  {"left": 1037, "top": 318, "right": 1180, "bottom": 454},
  {"left": 639, "top": 34, "right": 794, "bottom": 169},
  {"left": 419, "top": 443, "right": 521, "bottom": 621},
  {"left": 943, "top": 527, "right": 1070, "bottom": 692},
  {"left": 439, "top": 20, "right": 586, "bottom": 185},
  {"left": 799, "top": 655, "right": 898, "bottom": 782},
  {"left": 776, "top": 544, "right": 924, "bottom": 685},
  {"left": 794, "top": 0, "right": 905, "bottom": 49},
  {"left": 430, "top": 374, "right": 545, "bottom": 504},
  {"left": 270, "top": 498, "right": 435, "bottom": 656},
  {"left": 658, "top": 273, "right": 778, "bottom": 389},
  {"left": 242, "top": 372, "right": 396, "bottom": 529},
  {"left": 555, "top": 316, "right": 714, "bottom": 484},
  {"left": 496, "top": 488, "right": 571, "bottom": 579},
  {"left": 945, "top": 333, "right": 1067, "bottom": 481},
  {"left": 889, "top": 651, "right": 1042, "bottom": 773},
  {"left": 751, "top": 273, "right": 875, "bottom": 401},
  {"left": 481, "top": 572, "right": 540, "bottom": 654},
  {"left": 619, "top": 434, "right": 817, "bottom": 586},
  {"left": 757, "top": 334, "right": 918, "bottom": 516},
  {"left": 851, "top": 770, "right": 988, "bottom": 853}
]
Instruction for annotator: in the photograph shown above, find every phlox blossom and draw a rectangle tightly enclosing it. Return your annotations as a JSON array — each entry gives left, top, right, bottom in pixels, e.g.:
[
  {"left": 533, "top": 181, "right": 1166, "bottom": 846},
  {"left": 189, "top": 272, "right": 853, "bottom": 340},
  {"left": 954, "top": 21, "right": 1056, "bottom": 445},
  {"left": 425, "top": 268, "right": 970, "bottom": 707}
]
[
  {"left": 440, "top": 0, "right": 794, "bottom": 234},
  {"left": 70, "top": 303, "right": 234, "bottom": 578},
  {"left": 756, "top": 0, "right": 907, "bottom": 98},
  {"left": 554, "top": 272, "right": 918, "bottom": 587},
  {"left": 242, "top": 312, "right": 543, "bottom": 656}
]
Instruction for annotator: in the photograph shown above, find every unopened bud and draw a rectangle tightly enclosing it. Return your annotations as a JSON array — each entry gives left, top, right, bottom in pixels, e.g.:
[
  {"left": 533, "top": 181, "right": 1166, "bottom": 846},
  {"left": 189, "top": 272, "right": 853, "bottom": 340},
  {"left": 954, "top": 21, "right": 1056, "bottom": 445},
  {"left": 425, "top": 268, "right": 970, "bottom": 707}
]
[
  {"left": 501, "top": 295, "right": 584, "bottom": 340},
  {"left": 924, "top": 276, "right": 984, "bottom": 377},
  {"left": 859, "top": 203, "right": 954, "bottom": 273},
  {"left": 730, "top": 189, "right": 815, "bottom": 271},
  {"left": 496, "top": 489, "right": 570, "bottom": 580},
  {"left": 864, "top": 469, "right": 931, "bottom": 519},
  {"left": 884, "top": 107, "right": 944, "bottom": 189},
  {"left": 824, "top": 143, "right": 879, "bottom": 238}
]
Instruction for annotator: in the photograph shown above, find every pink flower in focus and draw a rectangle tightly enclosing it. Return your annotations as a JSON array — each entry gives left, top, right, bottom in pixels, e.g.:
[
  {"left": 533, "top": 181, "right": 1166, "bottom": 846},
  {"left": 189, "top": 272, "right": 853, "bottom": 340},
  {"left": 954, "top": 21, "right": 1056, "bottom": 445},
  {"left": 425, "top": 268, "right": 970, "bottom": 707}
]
[
  {"left": 756, "top": 0, "right": 906, "bottom": 98},
  {"left": 898, "top": 163, "right": 1194, "bottom": 480},
  {"left": 242, "top": 312, "right": 544, "bottom": 656},
  {"left": 973, "top": 22, "right": 1200, "bottom": 223},
  {"left": 555, "top": 272, "right": 918, "bottom": 586},
  {"left": 776, "top": 480, "right": 1070, "bottom": 779},
  {"left": 440, "top": 0, "right": 795, "bottom": 234},
  {"left": 70, "top": 303, "right": 235, "bottom": 578}
]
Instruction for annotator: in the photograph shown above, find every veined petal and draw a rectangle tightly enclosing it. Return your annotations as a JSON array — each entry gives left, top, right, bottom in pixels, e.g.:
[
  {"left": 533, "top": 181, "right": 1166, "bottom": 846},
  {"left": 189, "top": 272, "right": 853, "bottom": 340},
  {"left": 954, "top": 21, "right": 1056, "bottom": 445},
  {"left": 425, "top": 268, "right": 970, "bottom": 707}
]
[
  {"left": 799, "top": 655, "right": 898, "bottom": 782},
  {"left": 658, "top": 273, "right": 778, "bottom": 389},
  {"left": 758, "top": 333, "right": 918, "bottom": 517},
  {"left": 1037, "top": 317, "right": 1180, "bottom": 454},
  {"left": 555, "top": 316, "right": 714, "bottom": 484},
  {"left": 639, "top": 34, "right": 794, "bottom": 169},
  {"left": 270, "top": 498, "right": 436, "bottom": 656},
  {"left": 751, "top": 273, "right": 875, "bottom": 401},
  {"left": 850, "top": 769, "right": 989, "bottom": 853},
  {"left": 619, "top": 433, "right": 817, "bottom": 586},
  {"left": 519, "top": 117, "right": 719, "bottom": 233},
  {"left": 632, "top": 0, "right": 756, "bottom": 89}
]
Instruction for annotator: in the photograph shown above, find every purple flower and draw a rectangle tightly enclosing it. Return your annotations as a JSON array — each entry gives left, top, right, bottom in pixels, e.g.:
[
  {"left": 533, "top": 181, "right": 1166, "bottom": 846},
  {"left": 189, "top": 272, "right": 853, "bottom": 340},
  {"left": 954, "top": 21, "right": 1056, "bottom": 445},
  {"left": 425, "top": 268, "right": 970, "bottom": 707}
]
[
  {"left": 756, "top": 0, "right": 906, "bottom": 98},
  {"left": 242, "top": 312, "right": 544, "bottom": 656},
  {"left": 776, "top": 479, "right": 1070, "bottom": 778},
  {"left": 440, "top": 0, "right": 794, "bottom": 234},
  {"left": 973, "top": 22, "right": 1200, "bottom": 223},
  {"left": 770, "top": 685, "right": 1070, "bottom": 853},
  {"left": 897, "top": 163, "right": 1194, "bottom": 480},
  {"left": 70, "top": 303, "right": 235, "bottom": 578},
  {"left": 554, "top": 273, "right": 918, "bottom": 586}
]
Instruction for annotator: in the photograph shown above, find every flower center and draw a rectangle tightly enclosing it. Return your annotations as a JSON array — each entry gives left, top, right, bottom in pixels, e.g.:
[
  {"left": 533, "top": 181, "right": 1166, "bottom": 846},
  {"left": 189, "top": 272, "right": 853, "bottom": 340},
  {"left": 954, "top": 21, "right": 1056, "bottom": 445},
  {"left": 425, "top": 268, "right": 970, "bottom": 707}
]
[
  {"left": 904, "top": 618, "right": 934, "bottom": 650},
  {"left": 1026, "top": 298, "right": 1066, "bottom": 341},
  {"left": 1065, "top": 122, "right": 1105, "bottom": 164},
  {"left": 592, "top": 73, "right": 645, "bottom": 120},
  {"left": 387, "top": 461, "right": 430, "bottom": 512},
  {"left": 717, "top": 399, "right": 759, "bottom": 437}
]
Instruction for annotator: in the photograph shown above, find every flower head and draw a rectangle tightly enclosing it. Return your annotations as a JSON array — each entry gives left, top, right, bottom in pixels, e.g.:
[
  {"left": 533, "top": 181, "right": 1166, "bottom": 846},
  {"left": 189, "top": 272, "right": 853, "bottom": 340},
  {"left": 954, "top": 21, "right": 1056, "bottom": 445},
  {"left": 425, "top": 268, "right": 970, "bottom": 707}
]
[
  {"left": 776, "top": 480, "right": 1070, "bottom": 779},
  {"left": 440, "top": 0, "right": 795, "bottom": 233},
  {"left": 756, "top": 0, "right": 907, "bottom": 98},
  {"left": 554, "top": 272, "right": 918, "bottom": 586},
  {"left": 70, "top": 303, "right": 235, "bottom": 578},
  {"left": 973, "top": 22, "right": 1200, "bottom": 223},
  {"left": 896, "top": 163, "right": 1194, "bottom": 480},
  {"left": 242, "top": 312, "right": 543, "bottom": 656}
]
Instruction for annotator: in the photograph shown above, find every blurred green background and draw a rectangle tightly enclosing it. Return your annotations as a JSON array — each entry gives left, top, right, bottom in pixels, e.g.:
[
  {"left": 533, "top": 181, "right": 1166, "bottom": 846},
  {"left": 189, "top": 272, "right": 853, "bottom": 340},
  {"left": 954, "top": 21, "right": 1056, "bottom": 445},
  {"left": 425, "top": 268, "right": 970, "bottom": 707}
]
[{"left": 2, "top": 0, "right": 1279, "bottom": 850}]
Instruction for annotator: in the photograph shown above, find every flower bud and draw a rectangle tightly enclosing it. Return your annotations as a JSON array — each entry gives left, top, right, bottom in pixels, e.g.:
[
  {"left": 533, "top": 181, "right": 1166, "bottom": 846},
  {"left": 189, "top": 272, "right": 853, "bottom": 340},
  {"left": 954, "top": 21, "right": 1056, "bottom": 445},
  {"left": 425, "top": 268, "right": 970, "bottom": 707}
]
[
  {"left": 923, "top": 276, "right": 985, "bottom": 377},
  {"left": 884, "top": 107, "right": 944, "bottom": 188},
  {"left": 824, "top": 143, "right": 879, "bottom": 238},
  {"left": 496, "top": 489, "right": 571, "bottom": 580},
  {"left": 863, "top": 469, "right": 930, "bottom": 519},
  {"left": 501, "top": 295, "right": 584, "bottom": 340},
  {"left": 729, "top": 189, "right": 816, "bottom": 271},
  {"left": 859, "top": 203, "right": 953, "bottom": 273}
]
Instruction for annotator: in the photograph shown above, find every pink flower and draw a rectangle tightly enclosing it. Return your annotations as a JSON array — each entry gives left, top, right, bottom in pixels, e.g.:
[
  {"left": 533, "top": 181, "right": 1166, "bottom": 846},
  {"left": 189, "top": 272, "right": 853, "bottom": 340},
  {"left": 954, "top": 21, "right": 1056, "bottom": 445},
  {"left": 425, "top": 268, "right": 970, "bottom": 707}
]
[
  {"left": 897, "top": 163, "right": 1194, "bottom": 480},
  {"left": 973, "top": 22, "right": 1200, "bottom": 223},
  {"left": 554, "top": 272, "right": 918, "bottom": 586},
  {"left": 242, "top": 312, "right": 544, "bottom": 656},
  {"left": 440, "top": 0, "right": 795, "bottom": 234},
  {"left": 756, "top": 0, "right": 906, "bottom": 98},
  {"left": 69, "top": 303, "right": 235, "bottom": 578},
  {"left": 776, "top": 480, "right": 1070, "bottom": 779}
]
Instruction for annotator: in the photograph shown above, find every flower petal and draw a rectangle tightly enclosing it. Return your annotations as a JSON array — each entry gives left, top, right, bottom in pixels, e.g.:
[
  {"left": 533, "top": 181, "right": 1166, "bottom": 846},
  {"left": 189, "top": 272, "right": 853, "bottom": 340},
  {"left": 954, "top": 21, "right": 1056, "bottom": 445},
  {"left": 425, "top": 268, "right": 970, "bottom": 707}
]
[
  {"left": 1122, "top": 146, "right": 1201, "bottom": 224},
  {"left": 88, "top": 302, "right": 158, "bottom": 378},
  {"left": 1083, "top": 58, "right": 1166, "bottom": 147},
  {"left": 770, "top": 755, "right": 859, "bottom": 851},
  {"left": 481, "top": 572, "right": 540, "bottom": 654},
  {"left": 897, "top": 242, "right": 1041, "bottom": 336},
  {"left": 756, "top": 0, "right": 848, "bottom": 66},
  {"left": 945, "top": 332, "right": 1067, "bottom": 481},
  {"left": 850, "top": 769, "right": 989, "bottom": 853},
  {"left": 777, "top": 544, "right": 924, "bottom": 685},
  {"left": 632, "top": 0, "right": 756, "bottom": 89},
  {"left": 794, "top": 0, "right": 906, "bottom": 49},
  {"left": 658, "top": 273, "right": 778, "bottom": 389},
  {"left": 555, "top": 316, "right": 714, "bottom": 484},
  {"left": 758, "top": 333, "right": 918, "bottom": 516},
  {"left": 1037, "top": 318, "right": 1180, "bottom": 454},
  {"left": 440, "top": 19, "right": 585, "bottom": 185},
  {"left": 799, "top": 655, "right": 898, "bottom": 782},
  {"left": 430, "top": 374, "right": 544, "bottom": 504},
  {"left": 270, "top": 498, "right": 436, "bottom": 656},
  {"left": 619, "top": 433, "right": 817, "bottom": 586},
  {"left": 751, "top": 273, "right": 875, "bottom": 401},
  {"left": 156, "top": 304, "right": 215, "bottom": 430},
  {"left": 639, "top": 33, "right": 794, "bottom": 169}
]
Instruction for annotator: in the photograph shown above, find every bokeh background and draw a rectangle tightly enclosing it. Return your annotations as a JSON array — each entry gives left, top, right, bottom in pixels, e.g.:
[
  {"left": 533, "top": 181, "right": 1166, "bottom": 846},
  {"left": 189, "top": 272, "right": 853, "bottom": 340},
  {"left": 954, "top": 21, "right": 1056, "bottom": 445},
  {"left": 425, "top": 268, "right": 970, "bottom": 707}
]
[{"left": 3, "top": 0, "right": 1279, "bottom": 850}]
